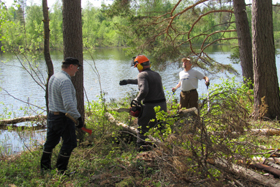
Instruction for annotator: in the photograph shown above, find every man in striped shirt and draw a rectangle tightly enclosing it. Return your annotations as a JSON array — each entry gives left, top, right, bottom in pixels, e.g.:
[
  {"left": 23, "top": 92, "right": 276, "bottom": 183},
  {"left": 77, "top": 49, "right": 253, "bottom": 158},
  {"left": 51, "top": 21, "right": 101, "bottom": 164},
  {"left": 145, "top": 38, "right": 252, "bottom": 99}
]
[{"left": 41, "top": 57, "right": 84, "bottom": 175}]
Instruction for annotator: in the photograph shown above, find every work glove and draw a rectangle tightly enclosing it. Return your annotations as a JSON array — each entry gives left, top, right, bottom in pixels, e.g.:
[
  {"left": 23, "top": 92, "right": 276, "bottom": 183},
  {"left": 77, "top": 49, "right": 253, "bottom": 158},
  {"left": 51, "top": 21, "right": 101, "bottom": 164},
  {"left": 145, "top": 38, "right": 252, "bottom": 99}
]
[
  {"left": 172, "top": 87, "right": 177, "bottom": 92},
  {"left": 119, "top": 80, "right": 128, "bottom": 85},
  {"left": 77, "top": 117, "right": 84, "bottom": 128},
  {"left": 205, "top": 81, "right": 210, "bottom": 87}
]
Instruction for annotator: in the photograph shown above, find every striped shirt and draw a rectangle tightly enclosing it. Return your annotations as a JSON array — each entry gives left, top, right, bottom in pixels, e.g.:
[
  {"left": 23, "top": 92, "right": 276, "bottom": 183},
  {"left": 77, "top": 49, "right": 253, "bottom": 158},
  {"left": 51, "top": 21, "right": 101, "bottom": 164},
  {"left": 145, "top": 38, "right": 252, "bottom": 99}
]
[{"left": 48, "top": 70, "right": 81, "bottom": 119}]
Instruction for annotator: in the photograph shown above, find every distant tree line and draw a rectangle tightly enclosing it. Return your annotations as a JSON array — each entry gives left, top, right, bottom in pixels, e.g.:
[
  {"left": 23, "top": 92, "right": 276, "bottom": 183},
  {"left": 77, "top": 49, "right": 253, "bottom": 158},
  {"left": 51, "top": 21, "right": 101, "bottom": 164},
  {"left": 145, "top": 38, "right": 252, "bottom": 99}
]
[{"left": 1, "top": 1, "right": 279, "bottom": 53}]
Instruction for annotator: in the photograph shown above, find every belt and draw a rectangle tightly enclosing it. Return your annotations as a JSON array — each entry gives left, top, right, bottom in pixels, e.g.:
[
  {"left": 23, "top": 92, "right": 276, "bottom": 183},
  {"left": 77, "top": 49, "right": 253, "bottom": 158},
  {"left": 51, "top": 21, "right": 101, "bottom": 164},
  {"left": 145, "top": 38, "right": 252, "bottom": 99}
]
[
  {"left": 143, "top": 98, "right": 166, "bottom": 104},
  {"left": 49, "top": 111, "right": 65, "bottom": 115},
  {"left": 181, "top": 89, "right": 196, "bottom": 94}
]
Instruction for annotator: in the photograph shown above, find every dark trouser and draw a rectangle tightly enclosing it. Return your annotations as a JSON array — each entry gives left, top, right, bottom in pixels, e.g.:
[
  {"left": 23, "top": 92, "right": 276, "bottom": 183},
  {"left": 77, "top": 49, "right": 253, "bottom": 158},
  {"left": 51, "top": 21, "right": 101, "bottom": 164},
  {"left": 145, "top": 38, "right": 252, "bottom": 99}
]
[
  {"left": 137, "top": 101, "right": 167, "bottom": 148},
  {"left": 180, "top": 90, "right": 198, "bottom": 109},
  {"left": 41, "top": 112, "right": 77, "bottom": 172}
]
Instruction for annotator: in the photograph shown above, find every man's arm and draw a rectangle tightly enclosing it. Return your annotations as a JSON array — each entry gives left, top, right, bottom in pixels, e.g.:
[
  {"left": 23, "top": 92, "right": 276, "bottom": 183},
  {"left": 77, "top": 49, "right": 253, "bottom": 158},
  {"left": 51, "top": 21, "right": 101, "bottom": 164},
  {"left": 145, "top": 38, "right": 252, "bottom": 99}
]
[
  {"left": 135, "top": 73, "right": 149, "bottom": 102},
  {"left": 172, "top": 81, "right": 181, "bottom": 92},
  {"left": 61, "top": 80, "right": 81, "bottom": 119},
  {"left": 119, "top": 79, "right": 138, "bottom": 85},
  {"left": 203, "top": 76, "right": 210, "bottom": 86}
]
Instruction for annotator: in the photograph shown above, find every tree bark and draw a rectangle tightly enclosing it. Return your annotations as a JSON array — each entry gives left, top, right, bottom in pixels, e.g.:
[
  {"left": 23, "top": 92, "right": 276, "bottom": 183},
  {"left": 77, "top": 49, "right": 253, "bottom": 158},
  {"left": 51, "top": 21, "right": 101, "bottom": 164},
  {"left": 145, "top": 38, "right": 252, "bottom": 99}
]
[
  {"left": 42, "top": 0, "right": 54, "bottom": 114},
  {"left": 233, "top": 0, "right": 253, "bottom": 85},
  {"left": 62, "top": 0, "right": 84, "bottom": 134},
  {"left": 252, "top": 0, "right": 280, "bottom": 119}
]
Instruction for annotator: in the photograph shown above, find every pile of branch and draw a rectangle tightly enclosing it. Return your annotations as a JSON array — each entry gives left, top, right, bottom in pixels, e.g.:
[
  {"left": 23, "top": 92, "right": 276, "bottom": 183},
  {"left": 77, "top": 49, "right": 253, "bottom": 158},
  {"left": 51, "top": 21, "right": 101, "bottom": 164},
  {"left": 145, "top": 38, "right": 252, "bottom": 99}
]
[{"left": 105, "top": 108, "right": 280, "bottom": 186}]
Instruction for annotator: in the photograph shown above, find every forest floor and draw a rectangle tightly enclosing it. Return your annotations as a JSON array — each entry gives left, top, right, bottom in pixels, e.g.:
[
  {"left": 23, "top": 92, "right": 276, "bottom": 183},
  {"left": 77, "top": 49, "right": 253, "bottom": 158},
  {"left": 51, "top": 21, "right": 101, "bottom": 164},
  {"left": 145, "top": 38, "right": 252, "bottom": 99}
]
[{"left": 1, "top": 116, "right": 280, "bottom": 187}]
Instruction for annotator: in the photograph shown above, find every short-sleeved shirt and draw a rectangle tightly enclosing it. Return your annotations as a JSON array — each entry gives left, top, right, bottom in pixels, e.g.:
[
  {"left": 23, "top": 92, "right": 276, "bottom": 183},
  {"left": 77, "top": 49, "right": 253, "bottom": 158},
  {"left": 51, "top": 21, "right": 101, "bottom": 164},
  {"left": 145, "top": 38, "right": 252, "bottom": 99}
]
[{"left": 179, "top": 68, "right": 204, "bottom": 91}]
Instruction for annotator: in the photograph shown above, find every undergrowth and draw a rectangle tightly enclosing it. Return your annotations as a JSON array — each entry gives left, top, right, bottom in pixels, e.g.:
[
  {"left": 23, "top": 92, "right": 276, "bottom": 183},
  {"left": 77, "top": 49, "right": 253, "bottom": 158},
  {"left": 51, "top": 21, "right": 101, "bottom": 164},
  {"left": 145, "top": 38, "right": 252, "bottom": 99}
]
[{"left": 1, "top": 77, "right": 280, "bottom": 186}]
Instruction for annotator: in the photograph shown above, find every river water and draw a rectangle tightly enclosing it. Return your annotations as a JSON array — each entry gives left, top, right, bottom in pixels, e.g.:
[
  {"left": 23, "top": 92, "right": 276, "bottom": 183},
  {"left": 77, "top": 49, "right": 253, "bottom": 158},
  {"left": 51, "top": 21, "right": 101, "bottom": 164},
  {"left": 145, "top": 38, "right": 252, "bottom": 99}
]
[{"left": 1, "top": 46, "right": 280, "bottom": 156}]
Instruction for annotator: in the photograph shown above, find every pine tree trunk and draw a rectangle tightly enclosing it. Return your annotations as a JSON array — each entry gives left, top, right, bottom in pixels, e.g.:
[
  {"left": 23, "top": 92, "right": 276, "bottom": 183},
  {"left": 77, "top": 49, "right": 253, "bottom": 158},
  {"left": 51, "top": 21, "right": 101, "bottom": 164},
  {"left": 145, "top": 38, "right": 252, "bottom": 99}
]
[
  {"left": 62, "top": 0, "right": 84, "bottom": 137},
  {"left": 252, "top": 0, "right": 280, "bottom": 119},
  {"left": 233, "top": 0, "right": 253, "bottom": 85}
]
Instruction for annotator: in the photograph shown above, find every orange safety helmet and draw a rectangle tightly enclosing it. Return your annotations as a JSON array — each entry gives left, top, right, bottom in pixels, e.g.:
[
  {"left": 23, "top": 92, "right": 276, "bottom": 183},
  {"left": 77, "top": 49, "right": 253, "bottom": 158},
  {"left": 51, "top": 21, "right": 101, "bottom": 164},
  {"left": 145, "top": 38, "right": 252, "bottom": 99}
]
[{"left": 132, "top": 55, "right": 149, "bottom": 67}]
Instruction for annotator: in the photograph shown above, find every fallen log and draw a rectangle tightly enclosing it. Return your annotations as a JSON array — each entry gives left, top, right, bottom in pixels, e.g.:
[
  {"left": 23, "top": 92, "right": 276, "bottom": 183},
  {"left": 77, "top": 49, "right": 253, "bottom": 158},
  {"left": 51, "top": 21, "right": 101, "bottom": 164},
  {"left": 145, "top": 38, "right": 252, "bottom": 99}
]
[
  {"left": 209, "top": 128, "right": 280, "bottom": 137},
  {"left": 110, "top": 108, "right": 130, "bottom": 113},
  {"left": 250, "top": 129, "right": 280, "bottom": 136},
  {"left": 249, "top": 163, "right": 280, "bottom": 178},
  {"left": 0, "top": 115, "right": 47, "bottom": 126},
  {"left": 207, "top": 158, "right": 280, "bottom": 187},
  {"left": 104, "top": 112, "right": 138, "bottom": 134},
  {"left": 110, "top": 107, "right": 198, "bottom": 117},
  {"left": 265, "top": 161, "right": 280, "bottom": 170},
  {"left": 178, "top": 107, "right": 198, "bottom": 117},
  {"left": 104, "top": 112, "right": 161, "bottom": 144}
]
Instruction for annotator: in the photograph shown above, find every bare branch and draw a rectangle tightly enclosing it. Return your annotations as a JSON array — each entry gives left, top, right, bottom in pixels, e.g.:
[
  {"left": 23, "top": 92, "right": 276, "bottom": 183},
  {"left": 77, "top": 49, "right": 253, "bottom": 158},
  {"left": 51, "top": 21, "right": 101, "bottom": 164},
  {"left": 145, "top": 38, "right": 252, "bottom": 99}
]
[{"left": 0, "top": 87, "right": 46, "bottom": 111}]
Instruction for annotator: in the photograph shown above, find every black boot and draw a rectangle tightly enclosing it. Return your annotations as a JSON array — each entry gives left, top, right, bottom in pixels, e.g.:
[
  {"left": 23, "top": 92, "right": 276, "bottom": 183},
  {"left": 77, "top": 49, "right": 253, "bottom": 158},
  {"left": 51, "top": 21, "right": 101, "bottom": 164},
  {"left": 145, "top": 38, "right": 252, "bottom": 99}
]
[
  {"left": 41, "top": 151, "right": 52, "bottom": 170},
  {"left": 56, "top": 153, "right": 71, "bottom": 175}
]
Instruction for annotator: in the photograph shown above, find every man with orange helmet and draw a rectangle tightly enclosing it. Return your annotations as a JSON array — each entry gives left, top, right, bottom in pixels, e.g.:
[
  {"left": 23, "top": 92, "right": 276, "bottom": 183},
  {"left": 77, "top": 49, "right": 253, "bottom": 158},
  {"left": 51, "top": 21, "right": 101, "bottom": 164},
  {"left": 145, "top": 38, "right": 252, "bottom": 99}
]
[{"left": 119, "top": 55, "right": 167, "bottom": 151}]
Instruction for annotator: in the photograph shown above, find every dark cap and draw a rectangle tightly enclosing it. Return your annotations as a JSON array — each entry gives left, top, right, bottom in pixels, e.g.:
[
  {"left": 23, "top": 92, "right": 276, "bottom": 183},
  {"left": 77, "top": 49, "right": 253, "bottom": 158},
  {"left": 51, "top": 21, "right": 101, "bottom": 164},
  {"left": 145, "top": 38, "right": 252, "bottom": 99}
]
[{"left": 62, "top": 57, "right": 82, "bottom": 67}]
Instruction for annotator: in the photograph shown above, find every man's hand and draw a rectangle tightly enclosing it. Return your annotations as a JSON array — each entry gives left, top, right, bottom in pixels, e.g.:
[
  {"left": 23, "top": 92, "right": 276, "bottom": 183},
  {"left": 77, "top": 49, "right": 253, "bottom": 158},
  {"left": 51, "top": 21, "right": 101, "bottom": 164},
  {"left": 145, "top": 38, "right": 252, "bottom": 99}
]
[
  {"left": 172, "top": 87, "right": 177, "bottom": 92},
  {"left": 119, "top": 80, "right": 128, "bottom": 85},
  {"left": 77, "top": 117, "right": 84, "bottom": 128}
]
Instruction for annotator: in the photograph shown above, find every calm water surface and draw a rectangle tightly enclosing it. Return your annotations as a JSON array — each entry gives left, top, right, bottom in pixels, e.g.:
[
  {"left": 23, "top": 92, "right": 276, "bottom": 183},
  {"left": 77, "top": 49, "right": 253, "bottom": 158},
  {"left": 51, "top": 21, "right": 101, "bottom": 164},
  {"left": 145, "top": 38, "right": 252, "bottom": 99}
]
[{"left": 1, "top": 46, "right": 280, "bottom": 155}]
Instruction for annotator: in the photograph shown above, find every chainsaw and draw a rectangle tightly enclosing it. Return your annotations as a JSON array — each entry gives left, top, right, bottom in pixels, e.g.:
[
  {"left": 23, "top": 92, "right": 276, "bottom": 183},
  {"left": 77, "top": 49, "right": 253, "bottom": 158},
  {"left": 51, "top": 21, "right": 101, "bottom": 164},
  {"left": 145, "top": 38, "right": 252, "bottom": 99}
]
[{"left": 129, "top": 100, "right": 142, "bottom": 117}]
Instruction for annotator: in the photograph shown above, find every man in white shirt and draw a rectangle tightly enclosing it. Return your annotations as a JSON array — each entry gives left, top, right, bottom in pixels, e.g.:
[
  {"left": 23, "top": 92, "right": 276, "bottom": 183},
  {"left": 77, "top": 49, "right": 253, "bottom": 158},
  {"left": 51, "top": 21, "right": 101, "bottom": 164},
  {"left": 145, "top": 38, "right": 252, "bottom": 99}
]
[{"left": 172, "top": 57, "right": 209, "bottom": 109}]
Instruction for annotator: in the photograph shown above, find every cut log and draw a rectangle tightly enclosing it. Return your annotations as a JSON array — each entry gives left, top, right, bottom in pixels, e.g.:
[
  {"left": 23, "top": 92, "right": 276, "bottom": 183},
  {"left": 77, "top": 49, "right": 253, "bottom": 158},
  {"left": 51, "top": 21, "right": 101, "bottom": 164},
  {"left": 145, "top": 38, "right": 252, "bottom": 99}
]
[
  {"left": 0, "top": 115, "right": 47, "bottom": 126},
  {"left": 207, "top": 158, "right": 280, "bottom": 187}
]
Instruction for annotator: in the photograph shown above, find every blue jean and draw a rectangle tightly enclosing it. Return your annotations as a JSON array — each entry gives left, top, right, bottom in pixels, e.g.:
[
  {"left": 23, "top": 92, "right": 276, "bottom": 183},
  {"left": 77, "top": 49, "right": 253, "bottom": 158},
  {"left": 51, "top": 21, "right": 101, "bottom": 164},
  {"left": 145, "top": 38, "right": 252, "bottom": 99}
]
[{"left": 43, "top": 113, "right": 77, "bottom": 155}]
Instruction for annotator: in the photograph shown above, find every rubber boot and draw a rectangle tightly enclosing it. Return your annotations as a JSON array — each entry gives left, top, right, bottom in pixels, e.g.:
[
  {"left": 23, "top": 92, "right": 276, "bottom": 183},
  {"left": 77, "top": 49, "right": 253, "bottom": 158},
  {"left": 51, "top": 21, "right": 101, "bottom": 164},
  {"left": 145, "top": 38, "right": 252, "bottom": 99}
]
[
  {"left": 41, "top": 151, "right": 52, "bottom": 176},
  {"left": 56, "top": 153, "right": 71, "bottom": 175},
  {"left": 41, "top": 151, "right": 52, "bottom": 170}
]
